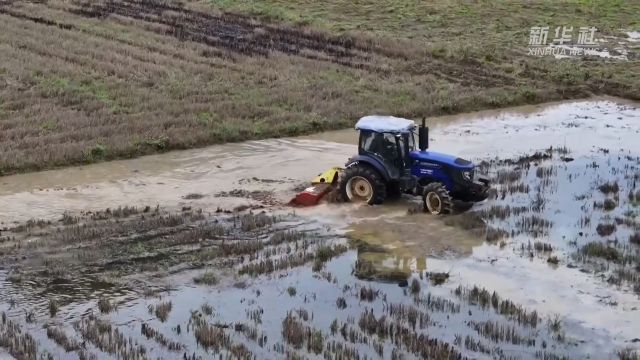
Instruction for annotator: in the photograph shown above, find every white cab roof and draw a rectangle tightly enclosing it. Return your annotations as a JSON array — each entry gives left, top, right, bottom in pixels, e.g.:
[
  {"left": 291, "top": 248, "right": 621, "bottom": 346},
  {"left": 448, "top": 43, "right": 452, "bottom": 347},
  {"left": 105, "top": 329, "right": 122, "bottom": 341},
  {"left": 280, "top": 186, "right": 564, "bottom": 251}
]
[{"left": 355, "top": 115, "right": 415, "bottom": 133}]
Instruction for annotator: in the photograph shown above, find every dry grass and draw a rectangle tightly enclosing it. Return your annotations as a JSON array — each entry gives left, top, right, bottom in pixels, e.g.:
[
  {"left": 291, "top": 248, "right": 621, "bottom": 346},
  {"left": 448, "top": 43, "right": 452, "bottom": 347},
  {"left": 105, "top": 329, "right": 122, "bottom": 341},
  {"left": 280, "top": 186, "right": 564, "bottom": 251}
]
[
  {"left": 97, "top": 298, "right": 114, "bottom": 314},
  {"left": 46, "top": 326, "right": 80, "bottom": 352},
  {"left": 0, "top": 0, "right": 638, "bottom": 174},
  {"left": 151, "top": 301, "right": 172, "bottom": 322}
]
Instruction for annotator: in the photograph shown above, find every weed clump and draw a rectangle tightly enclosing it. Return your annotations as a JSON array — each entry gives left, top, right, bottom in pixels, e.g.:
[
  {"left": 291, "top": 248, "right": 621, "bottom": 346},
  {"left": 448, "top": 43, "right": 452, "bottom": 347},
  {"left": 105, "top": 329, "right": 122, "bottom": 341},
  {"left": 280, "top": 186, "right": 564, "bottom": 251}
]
[
  {"left": 454, "top": 286, "right": 539, "bottom": 328},
  {"left": 603, "top": 199, "right": 617, "bottom": 211},
  {"left": 535, "top": 166, "right": 554, "bottom": 178},
  {"left": 486, "top": 227, "right": 509, "bottom": 242},
  {"left": 201, "top": 303, "right": 214, "bottom": 316},
  {"left": 194, "top": 272, "right": 218, "bottom": 286},
  {"left": 287, "top": 287, "right": 297, "bottom": 297},
  {"left": 46, "top": 326, "right": 80, "bottom": 352},
  {"left": 194, "top": 323, "right": 230, "bottom": 351},
  {"left": 427, "top": 272, "right": 450, "bottom": 286},
  {"left": 598, "top": 181, "right": 619, "bottom": 194},
  {"left": 495, "top": 170, "right": 522, "bottom": 184},
  {"left": 75, "top": 316, "right": 146, "bottom": 358},
  {"left": 141, "top": 323, "right": 183, "bottom": 351},
  {"left": 183, "top": 193, "right": 205, "bottom": 200},
  {"left": 270, "top": 230, "right": 306, "bottom": 245},
  {"left": 618, "top": 348, "right": 640, "bottom": 360},
  {"left": 580, "top": 242, "right": 621, "bottom": 262},
  {"left": 282, "top": 313, "right": 305, "bottom": 348},
  {"left": 315, "top": 244, "right": 347, "bottom": 263},
  {"left": 312, "top": 258, "right": 324, "bottom": 272},
  {"left": 596, "top": 223, "right": 617, "bottom": 237},
  {"left": 151, "top": 301, "right": 173, "bottom": 322},
  {"left": 97, "top": 298, "right": 114, "bottom": 314},
  {"left": 281, "top": 312, "right": 323, "bottom": 354},
  {"left": 469, "top": 320, "right": 534, "bottom": 346},
  {"left": 239, "top": 212, "right": 275, "bottom": 231},
  {"left": 534, "top": 242, "right": 553, "bottom": 252},
  {"left": 48, "top": 299, "right": 59, "bottom": 317},
  {"left": 410, "top": 279, "right": 421, "bottom": 294},
  {"left": 359, "top": 286, "right": 379, "bottom": 302},
  {"left": 516, "top": 216, "right": 552, "bottom": 237}
]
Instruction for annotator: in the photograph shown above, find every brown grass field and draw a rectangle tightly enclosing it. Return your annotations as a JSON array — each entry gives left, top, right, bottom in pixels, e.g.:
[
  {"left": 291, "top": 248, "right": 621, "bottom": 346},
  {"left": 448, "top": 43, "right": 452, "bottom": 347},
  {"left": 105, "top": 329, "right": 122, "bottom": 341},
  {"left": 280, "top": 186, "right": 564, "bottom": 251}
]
[{"left": 0, "top": 0, "right": 638, "bottom": 174}]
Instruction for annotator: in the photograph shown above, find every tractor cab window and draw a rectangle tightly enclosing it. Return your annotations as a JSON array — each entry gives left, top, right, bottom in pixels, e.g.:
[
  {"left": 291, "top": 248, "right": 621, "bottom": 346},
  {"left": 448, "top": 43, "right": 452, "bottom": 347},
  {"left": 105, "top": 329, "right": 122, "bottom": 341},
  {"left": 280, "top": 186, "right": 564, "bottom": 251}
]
[
  {"left": 360, "top": 132, "right": 404, "bottom": 162},
  {"left": 360, "top": 132, "right": 397, "bottom": 159},
  {"left": 380, "top": 133, "right": 398, "bottom": 161},
  {"left": 360, "top": 131, "right": 378, "bottom": 154},
  {"left": 359, "top": 131, "right": 403, "bottom": 176}
]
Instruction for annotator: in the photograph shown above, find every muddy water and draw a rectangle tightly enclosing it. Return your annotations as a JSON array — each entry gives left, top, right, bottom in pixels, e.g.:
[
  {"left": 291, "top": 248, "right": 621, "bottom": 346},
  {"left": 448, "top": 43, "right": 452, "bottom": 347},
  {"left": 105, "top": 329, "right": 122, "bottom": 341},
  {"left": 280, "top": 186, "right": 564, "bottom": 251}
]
[
  {"left": 0, "top": 139, "right": 355, "bottom": 223},
  {"left": 2, "top": 97, "right": 640, "bottom": 358}
]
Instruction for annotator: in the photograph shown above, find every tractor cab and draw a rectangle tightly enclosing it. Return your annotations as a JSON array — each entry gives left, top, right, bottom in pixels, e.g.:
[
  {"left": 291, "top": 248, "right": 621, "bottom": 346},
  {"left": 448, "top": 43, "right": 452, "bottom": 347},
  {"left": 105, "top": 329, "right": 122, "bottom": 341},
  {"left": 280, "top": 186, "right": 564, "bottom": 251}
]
[{"left": 355, "top": 116, "right": 416, "bottom": 179}]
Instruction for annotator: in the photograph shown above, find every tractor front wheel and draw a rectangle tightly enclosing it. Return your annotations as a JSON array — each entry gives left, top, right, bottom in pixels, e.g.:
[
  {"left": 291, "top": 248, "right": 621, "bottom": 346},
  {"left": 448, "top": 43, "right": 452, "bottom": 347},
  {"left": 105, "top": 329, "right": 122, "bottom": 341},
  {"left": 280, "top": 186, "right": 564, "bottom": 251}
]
[
  {"left": 422, "top": 182, "right": 453, "bottom": 215},
  {"left": 338, "top": 165, "right": 386, "bottom": 205}
]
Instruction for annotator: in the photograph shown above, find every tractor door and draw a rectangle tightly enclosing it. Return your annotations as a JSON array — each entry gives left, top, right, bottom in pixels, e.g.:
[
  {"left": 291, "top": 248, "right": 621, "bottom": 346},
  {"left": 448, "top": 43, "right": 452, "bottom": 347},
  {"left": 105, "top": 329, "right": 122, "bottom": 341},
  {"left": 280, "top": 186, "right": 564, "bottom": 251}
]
[
  {"left": 396, "top": 133, "right": 411, "bottom": 170},
  {"left": 359, "top": 131, "right": 403, "bottom": 178}
]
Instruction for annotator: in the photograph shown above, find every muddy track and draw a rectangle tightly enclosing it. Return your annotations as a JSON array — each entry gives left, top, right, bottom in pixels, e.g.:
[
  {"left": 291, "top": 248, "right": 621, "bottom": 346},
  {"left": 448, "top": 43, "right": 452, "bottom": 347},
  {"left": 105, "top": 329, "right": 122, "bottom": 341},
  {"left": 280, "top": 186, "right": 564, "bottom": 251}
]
[
  {"left": 0, "top": 0, "right": 518, "bottom": 87},
  {"left": 67, "top": 0, "right": 376, "bottom": 68},
  {"left": 0, "top": 7, "right": 75, "bottom": 30}
]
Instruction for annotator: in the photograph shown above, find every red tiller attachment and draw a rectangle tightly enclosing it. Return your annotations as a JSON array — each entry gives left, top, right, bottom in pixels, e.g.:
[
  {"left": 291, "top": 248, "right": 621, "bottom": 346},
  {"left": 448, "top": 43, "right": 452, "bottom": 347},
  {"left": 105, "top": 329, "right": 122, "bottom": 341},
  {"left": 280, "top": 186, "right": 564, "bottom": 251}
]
[{"left": 289, "top": 167, "right": 342, "bottom": 207}]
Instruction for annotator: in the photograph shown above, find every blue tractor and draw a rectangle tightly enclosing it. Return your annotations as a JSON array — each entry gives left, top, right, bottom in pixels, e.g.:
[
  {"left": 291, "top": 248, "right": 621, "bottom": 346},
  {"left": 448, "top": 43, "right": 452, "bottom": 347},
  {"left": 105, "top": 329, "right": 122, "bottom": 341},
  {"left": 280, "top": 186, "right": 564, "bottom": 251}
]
[{"left": 338, "top": 116, "right": 490, "bottom": 214}]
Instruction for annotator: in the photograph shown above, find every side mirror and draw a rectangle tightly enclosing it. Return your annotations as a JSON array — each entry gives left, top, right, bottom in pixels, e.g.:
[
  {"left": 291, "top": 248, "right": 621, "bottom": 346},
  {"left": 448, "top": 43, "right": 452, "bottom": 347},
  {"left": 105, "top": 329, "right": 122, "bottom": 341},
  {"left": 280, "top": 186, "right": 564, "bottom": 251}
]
[{"left": 419, "top": 117, "right": 428, "bottom": 151}]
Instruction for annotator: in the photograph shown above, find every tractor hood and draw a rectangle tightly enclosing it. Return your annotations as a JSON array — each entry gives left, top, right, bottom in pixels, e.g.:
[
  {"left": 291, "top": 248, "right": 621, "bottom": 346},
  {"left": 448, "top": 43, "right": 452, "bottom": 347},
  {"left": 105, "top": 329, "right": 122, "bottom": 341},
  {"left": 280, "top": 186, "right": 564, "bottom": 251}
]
[{"left": 410, "top": 150, "right": 474, "bottom": 170}]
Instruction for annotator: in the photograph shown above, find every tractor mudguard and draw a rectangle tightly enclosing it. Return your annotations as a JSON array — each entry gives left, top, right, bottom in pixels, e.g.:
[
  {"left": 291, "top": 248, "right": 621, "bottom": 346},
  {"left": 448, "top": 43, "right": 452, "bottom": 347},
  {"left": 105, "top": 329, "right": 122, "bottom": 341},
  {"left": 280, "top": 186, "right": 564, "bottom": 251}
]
[{"left": 345, "top": 155, "right": 392, "bottom": 182}]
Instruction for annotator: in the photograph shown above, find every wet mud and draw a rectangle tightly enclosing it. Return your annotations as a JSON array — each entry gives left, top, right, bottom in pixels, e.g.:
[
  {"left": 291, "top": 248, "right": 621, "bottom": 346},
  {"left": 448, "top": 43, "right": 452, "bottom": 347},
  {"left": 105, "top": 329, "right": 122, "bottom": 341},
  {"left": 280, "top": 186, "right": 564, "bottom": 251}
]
[
  {"left": 1, "top": 97, "right": 640, "bottom": 359},
  {"left": 69, "top": 0, "right": 373, "bottom": 67},
  {"left": 0, "top": 0, "right": 384, "bottom": 71}
]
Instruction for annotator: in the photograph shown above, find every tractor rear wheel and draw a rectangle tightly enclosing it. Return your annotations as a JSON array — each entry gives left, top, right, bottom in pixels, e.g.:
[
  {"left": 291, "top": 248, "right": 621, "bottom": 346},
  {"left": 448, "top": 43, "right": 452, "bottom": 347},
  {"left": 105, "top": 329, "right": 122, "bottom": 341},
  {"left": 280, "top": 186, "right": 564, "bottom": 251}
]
[
  {"left": 338, "top": 165, "right": 386, "bottom": 205},
  {"left": 422, "top": 182, "right": 453, "bottom": 215}
]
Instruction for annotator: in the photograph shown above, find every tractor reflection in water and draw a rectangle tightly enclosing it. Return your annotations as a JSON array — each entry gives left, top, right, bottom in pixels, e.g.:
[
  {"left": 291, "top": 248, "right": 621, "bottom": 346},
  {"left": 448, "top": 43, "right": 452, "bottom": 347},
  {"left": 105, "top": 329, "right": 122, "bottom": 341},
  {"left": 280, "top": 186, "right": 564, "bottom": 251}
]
[{"left": 352, "top": 240, "right": 429, "bottom": 287}]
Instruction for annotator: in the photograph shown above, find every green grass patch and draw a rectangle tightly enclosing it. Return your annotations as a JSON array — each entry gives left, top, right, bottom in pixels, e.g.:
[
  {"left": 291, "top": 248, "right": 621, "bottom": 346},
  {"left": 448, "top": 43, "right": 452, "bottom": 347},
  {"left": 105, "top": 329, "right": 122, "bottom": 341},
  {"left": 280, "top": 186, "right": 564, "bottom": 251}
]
[
  {"left": 85, "top": 144, "right": 107, "bottom": 163},
  {"left": 40, "top": 120, "right": 58, "bottom": 133},
  {"left": 37, "top": 74, "right": 121, "bottom": 113},
  {"left": 581, "top": 242, "right": 621, "bottom": 261}
]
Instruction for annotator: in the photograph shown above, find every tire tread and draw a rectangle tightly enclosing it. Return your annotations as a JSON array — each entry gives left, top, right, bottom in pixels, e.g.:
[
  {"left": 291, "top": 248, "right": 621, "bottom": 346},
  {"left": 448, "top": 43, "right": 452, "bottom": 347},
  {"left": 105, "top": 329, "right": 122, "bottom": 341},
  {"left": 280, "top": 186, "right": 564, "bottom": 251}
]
[
  {"left": 338, "top": 164, "right": 386, "bottom": 205},
  {"left": 422, "top": 182, "right": 453, "bottom": 214}
]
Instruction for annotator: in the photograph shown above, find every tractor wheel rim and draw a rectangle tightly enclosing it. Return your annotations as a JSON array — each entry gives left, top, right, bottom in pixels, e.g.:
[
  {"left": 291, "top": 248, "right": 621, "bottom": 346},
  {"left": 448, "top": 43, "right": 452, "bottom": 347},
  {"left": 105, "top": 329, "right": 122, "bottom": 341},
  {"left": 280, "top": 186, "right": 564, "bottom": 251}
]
[
  {"left": 346, "top": 176, "right": 373, "bottom": 202},
  {"left": 426, "top": 192, "right": 441, "bottom": 214}
]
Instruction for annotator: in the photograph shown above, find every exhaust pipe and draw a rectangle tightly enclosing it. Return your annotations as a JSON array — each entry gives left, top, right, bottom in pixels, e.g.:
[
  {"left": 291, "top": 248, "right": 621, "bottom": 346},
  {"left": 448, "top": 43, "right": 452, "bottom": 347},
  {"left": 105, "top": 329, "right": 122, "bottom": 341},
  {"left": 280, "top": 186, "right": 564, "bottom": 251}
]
[{"left": 419, "top": 117, "right": 428, "bottom": 151}]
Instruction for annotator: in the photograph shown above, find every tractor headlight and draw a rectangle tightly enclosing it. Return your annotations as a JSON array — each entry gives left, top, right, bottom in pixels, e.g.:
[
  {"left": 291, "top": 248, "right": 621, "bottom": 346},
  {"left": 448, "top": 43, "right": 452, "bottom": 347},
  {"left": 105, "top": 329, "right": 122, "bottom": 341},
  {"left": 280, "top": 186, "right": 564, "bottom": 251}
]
[{"left": 462, "top": 170, "right": 473, "bottom": 182}]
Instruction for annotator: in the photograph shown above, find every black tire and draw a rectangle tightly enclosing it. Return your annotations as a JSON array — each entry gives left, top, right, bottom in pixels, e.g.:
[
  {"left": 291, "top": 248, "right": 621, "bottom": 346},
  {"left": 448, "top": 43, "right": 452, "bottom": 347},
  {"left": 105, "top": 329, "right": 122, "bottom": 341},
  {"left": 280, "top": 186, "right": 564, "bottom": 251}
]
[
  {"left": 386, "top": 181, "right": 402, "bottom": 200},
  {"left": 422, "top": 182, "right": 453, "bottom": 215},
  {"left": 338, "top": 164, "right": 387, "bottom": 205}
]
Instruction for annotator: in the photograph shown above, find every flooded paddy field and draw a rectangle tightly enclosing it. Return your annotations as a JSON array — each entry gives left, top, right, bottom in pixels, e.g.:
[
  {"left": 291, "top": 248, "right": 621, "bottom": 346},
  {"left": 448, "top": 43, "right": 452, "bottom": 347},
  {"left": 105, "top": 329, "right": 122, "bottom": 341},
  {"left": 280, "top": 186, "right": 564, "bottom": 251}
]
[{"left": 1, "top": 98, "right": 640, "bottom": 359}]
